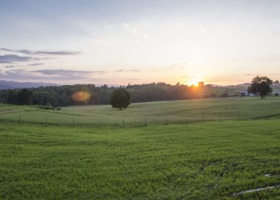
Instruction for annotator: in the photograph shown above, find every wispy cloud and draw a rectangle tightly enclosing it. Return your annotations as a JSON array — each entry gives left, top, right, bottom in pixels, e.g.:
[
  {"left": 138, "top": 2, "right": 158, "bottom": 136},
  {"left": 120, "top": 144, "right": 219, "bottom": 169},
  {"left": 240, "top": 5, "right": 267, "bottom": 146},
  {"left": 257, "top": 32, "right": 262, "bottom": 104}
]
[
  {"left": 28, "top": 63, "right": 44, "bottom": 66},
  {"left": 0, "top": 69, "right": 106, "bottom": 82},
  {"left": 32, "top": 69, "right": 106, "bottom": 77},
  {"left": 0, "top": 54, "right": 34, "bottom": 63},
  {"left": 115, "top": 69, "right": 139, "bottom": 72},
  {"left": 33, "top": 51, "right": 81, "bottom": 55},
  {"left": 244, "top": 74, "right": 260, "bottom": 76},
  {"left": 181, "top": 76, "right": 194, "bottom": 78},
  {"left": 33, "top": 69, "right": 90, "bottom": 77},
  {"left": 5, "top": 65, "right": 16, "bottom": 68},
  {"left": 244, "top": 73, "right": 280, "bottom": 77},
  {"left": 0, "top": 48, "right": 81, "bottom": 55}
]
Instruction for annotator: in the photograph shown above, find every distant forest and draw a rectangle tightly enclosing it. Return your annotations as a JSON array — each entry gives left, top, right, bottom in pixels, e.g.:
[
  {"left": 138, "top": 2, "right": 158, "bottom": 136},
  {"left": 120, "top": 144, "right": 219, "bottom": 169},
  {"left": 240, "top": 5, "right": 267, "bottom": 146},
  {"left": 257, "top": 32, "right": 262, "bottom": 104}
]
[{"left": 0, "top": 83, "right": 226, "bottom": 107}]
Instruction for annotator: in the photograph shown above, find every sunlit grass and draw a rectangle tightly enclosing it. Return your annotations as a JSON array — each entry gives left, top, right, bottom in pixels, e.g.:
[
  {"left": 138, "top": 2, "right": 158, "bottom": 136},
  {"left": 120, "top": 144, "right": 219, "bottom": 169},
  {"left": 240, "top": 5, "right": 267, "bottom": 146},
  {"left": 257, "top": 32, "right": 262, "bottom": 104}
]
[{"left": 0, "top": 97, "right": 280, "bottom": 126}]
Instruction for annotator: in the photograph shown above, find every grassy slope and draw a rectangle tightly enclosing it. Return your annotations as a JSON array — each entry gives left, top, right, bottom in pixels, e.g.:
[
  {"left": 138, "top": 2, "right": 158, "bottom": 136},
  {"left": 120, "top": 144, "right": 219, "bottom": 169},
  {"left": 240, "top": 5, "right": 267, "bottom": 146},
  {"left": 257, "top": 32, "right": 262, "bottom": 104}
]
[
  {"left": 0, "top": 121, "right": 279, "bottom": 199},
  {"left": 1, "top": 97, "right": 280, "bottom": 125}
]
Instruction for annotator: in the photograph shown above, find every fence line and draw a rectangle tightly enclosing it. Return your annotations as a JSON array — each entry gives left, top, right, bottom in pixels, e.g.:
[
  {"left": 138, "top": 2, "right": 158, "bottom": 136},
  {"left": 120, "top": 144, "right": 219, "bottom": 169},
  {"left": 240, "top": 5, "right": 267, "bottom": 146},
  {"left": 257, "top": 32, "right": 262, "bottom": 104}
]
[{"left": 0, "top": 114, "right": 279, "bottom": 128}]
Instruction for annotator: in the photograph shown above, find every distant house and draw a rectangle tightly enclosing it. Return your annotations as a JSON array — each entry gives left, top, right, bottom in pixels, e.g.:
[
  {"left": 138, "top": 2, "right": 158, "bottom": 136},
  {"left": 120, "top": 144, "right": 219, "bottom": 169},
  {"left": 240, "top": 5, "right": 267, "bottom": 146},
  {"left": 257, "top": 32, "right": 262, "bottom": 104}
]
[
  {"left": 239, "top": 91, "right": 255, "bottom": 97},
  {"left": 239, "top": 91, "right": 248, "bottom": 97}
]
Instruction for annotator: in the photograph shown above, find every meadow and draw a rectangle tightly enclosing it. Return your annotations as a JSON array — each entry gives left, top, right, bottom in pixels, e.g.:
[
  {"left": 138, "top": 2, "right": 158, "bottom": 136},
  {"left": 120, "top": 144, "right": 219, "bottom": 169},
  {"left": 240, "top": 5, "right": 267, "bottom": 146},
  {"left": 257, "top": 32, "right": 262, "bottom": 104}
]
[
  {"left": 0, "top": 97, "right": 280, "bottom": 199},
  {"left": 0, "top": 121, "right": 280, "bottom": 199},
  {"left": 0, "top": 97, "right": 280, "bottom": 126}
]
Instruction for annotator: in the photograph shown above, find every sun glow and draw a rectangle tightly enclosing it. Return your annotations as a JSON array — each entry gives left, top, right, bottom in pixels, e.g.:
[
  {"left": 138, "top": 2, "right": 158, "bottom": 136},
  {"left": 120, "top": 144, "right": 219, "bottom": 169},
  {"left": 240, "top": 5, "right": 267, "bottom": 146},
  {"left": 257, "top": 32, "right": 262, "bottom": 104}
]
[
  {"left": 185, "top": 68, "right": 205, "bottom": 87},
  {"left": 188, "top": 79, "right": 200, "bottom": 87}
]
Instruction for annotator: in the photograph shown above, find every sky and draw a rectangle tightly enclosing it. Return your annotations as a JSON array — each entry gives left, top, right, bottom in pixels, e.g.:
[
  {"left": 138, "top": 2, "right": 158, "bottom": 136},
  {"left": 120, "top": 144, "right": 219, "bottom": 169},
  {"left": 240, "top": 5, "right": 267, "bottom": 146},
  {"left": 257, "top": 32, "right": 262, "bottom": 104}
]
[{"left": 0, "top": 0, "right": 280, "bottom": 86}]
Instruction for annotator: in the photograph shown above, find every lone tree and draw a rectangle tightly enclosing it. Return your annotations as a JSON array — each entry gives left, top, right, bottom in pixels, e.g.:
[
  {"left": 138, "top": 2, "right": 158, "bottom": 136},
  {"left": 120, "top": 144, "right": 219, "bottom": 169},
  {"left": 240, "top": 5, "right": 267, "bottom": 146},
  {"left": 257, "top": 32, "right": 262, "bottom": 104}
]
[
  {"left": 110, "top": 88, "right": 131, "bottom": 109},
  {"left": 248, "top": 76, "right": 273, "bottom": 98}
]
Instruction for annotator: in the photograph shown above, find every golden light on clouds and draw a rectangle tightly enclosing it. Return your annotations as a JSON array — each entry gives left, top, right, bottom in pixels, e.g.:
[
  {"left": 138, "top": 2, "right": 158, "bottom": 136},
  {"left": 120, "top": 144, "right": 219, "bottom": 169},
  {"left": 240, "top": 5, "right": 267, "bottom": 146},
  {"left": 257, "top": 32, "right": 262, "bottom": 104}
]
[{"left": 72, "top": 91, "right": 91, "bottom": 102}]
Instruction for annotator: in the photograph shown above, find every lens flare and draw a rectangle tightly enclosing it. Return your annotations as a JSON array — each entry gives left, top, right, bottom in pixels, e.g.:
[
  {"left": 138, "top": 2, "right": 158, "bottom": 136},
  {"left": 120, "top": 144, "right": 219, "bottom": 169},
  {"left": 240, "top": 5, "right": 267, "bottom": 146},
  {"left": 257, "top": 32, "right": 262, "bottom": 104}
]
[{"left": 72, "top": 91, "right": 91, "bottom": 102}]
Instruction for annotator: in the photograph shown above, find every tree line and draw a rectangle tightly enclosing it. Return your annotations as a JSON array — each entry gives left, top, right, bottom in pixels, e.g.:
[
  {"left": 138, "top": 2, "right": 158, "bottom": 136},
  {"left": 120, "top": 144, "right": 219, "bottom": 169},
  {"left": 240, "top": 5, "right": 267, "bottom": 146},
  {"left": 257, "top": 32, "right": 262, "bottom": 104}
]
[
  {"left": 0, "top": 76, "right": 275, "bottom": 107},
  {"left": 0, "top": 83, "right": 208, "bottom": 107}
]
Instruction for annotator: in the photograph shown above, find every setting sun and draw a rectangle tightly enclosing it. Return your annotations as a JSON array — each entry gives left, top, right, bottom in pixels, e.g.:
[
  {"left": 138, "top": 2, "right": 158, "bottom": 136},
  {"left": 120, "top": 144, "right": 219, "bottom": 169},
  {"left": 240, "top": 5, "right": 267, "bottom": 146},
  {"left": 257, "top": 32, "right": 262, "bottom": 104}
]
[{"left": 188, "top": 79, "right": 201, "bottom": 87}]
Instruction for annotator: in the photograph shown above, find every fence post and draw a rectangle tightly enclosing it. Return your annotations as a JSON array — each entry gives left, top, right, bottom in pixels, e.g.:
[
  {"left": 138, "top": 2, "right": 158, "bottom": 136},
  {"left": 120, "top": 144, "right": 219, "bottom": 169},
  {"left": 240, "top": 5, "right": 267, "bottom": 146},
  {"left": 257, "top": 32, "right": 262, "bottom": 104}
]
[
  {"left": 122, "top": 120, "right": 125, "bottom": 127},
  {"left": 46, "top": 118, "right": 48, "bottom": 127},
  {"left": 18, "top": 116, "right": 21, "bottom": 125},
  {"left": 72, "top": 119, "right": 75, "bottom": 127},
  {"left": 144, "top": 118, "right": 147, "bottom": 126}
]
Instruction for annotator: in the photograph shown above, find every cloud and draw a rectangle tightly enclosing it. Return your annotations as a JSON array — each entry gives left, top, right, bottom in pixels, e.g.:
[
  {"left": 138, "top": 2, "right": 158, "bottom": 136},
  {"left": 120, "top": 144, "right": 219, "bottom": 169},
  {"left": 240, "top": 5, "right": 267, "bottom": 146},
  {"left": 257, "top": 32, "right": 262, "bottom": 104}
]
[
  {"left": 0, "top": 54, "right": 34, "bottom": 63},
  {"left": 181, "top": 76, "right": 194, "bottom": 78},
  {"left": 5, "top": 65, "right": 16, "bottom": 68},
  {"left": 244, "top": 74, "right": 261, "bottom": 76},
  {"left": 0, "top": 69, "right": 106, "bottom": 82},
  {"left": 0, "top": 48, "right": 81, "bottom": 55},
  {"left": 32, "top": 69, "right": 106, "bottom": 77},
  {"left": 244, "top": 73, "right": 280, "bottom": 77},
  {"left": 35, "top": 51, "right": 81, "bottom": 55},
  {"left": 91, "top": 70, "right": 107, "bottom": 74},
  {"left": 33, "top": 69, "right": 90, "bottom": 77},
  {"left": 269, "top": 73, "right": 280, "bottom": 76},
  {"left": 115, "top": 69, "right": 139, "bottom": 72},
  {"left": 28, "top": 63, "right": 44, "bottom": 66}
]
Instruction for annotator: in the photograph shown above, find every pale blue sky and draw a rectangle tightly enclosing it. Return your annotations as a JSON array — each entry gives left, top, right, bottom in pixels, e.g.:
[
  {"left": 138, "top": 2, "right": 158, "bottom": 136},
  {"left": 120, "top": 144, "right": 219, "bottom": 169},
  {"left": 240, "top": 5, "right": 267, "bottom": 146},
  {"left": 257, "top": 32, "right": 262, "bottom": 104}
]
[{"left": 0, "top": 0, "right": 280, "bottom": 85}]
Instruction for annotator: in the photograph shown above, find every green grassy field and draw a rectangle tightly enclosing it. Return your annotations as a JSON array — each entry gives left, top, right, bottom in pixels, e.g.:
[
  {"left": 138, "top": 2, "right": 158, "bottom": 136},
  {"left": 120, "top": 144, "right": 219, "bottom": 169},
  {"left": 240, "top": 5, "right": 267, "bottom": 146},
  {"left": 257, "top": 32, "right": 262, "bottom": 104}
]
[
  {"left": 0, "top": 97, "right": 280, "bottom": 199},
  {"left": 1, "top": 97, "right": 280, "bottom": 126},
  {"left": 0, "top": 120, "right": 279, "bottom": 199}
]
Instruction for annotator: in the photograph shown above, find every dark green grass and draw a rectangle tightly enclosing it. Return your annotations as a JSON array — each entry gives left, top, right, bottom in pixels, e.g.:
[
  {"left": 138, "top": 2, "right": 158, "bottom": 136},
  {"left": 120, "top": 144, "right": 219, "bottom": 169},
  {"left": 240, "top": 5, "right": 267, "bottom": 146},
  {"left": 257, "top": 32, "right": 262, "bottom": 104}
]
[{"left": 0, "top": 120, "right": 279, "bottom": 199}]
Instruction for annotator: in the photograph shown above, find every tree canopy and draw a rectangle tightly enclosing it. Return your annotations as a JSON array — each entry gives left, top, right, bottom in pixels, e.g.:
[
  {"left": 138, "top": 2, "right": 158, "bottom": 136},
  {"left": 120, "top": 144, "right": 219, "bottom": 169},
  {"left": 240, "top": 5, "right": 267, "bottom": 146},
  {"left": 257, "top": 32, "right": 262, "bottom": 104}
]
[
  {"left": 17, "top": 89, "right": 33, "bottom": 105},
  {"left": 248, "top": 76, "right": 273, "bottom": 98},
  {"left": 110, "top": 88, "right": 131, "bottom": 110},
  {"left": 0, "top": 82, "right": 213, "bottom": 107}
]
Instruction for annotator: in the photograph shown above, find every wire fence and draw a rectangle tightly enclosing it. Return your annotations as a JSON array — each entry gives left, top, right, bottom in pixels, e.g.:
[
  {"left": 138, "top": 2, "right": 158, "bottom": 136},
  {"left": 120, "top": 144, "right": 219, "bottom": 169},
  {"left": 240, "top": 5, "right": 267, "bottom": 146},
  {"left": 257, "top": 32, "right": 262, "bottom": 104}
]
[{"left": 0, "top": 113, "right": 279, "bottom": 128}]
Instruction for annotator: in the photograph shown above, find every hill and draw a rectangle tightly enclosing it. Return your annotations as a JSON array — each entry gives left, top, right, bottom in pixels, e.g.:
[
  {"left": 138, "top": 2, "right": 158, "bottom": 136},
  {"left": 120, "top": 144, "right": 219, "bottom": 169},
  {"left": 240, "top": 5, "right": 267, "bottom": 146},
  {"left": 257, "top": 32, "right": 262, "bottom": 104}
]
[
  {"left": 0, "top": 80, "right": 59, "bottom": 90},
  {"left": 1, "top": 97, "right": 280, "bottom": 126}
]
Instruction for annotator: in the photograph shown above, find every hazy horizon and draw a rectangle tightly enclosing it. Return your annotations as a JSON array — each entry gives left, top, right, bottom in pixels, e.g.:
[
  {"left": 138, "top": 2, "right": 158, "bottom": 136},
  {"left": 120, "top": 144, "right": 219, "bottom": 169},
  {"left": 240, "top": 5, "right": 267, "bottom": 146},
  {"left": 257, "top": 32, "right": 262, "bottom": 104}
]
[
  {"left": 0, "top": 78, "right": 254, "bottom": 87},
  {"left": 1, "top": 0, "right": 280, "bottom": 86}
]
